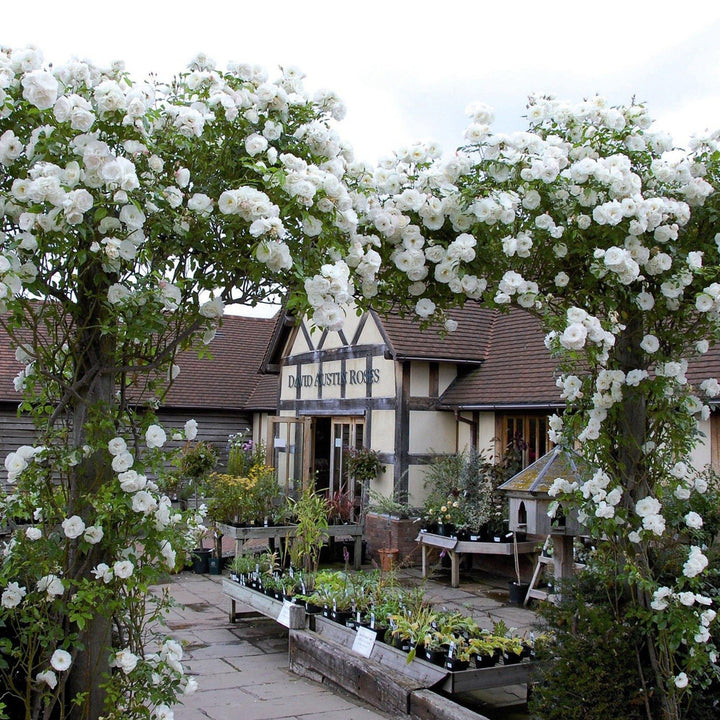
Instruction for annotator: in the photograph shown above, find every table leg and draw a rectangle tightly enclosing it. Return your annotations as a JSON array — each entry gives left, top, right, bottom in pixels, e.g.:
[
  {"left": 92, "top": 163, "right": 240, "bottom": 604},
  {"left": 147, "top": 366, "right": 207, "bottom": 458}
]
[
  {"left": 450, "top": 551, "right": 460, "bottom": 588},
  {"left": 422, "top": 543, "right": 428, "bottom": 579},
  {"left": 353, "top": 535, "right": 362, "bottom": 570},
  {"left": 229, "top": 598, "right": 236, "bottom": 623}
]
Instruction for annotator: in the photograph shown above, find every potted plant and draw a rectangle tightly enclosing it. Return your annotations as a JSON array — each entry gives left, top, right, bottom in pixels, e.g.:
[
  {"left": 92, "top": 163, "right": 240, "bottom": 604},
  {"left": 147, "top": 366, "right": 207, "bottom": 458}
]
[
  {"left": 288, "top": 487, "right": 329, "bottom": 574},
  {"left": 344, "top": 446, "right": 384, "bottom": 520}
]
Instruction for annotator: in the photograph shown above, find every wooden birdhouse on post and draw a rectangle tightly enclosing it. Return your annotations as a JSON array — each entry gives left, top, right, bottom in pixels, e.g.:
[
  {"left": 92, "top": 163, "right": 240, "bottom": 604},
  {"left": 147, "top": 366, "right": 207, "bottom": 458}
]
[{"left": 499, "top": 446, "right": 590, "bottom": 593}]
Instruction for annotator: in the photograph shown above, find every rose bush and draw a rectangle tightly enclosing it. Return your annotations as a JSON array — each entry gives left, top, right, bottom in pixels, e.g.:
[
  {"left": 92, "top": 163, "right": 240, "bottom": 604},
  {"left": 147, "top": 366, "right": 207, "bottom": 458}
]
[
  {"left": 344, "top": 96, "right": 720, "bottom": 719},
  {"left": 0, "top": 45, "right": 358, "bottom": 720}
]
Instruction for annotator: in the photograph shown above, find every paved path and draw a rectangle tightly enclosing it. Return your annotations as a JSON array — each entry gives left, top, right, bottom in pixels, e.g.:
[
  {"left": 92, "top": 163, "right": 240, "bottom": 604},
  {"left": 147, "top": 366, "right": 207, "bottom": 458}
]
[
  {"left": 156, "top": 571, "right": 395, "bottom": 720},
  {"left": 154, "top": 565, "right": 540, "bottom": 720}
]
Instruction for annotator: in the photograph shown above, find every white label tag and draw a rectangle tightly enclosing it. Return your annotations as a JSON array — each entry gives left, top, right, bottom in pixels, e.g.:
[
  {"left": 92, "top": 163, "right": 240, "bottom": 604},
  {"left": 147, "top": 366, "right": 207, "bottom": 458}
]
[{"left": 352, "top": 626, "right": 377, "bottom": 658}]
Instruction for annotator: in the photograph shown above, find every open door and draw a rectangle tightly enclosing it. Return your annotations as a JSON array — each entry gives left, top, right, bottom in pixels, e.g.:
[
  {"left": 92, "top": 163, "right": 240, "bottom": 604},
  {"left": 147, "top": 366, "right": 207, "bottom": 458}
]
[
  {"left": 329, "top": 417, "right": 365, "bottom": 520},
  {"left": 266, "top": 416, "right": 312, "bottom": 497}
]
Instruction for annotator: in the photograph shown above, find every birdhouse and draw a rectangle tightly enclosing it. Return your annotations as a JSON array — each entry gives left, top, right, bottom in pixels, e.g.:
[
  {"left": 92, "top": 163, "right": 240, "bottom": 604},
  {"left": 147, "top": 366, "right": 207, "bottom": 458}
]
[{"left": 499, "top": 446, "right": 589, "bottom": 537}]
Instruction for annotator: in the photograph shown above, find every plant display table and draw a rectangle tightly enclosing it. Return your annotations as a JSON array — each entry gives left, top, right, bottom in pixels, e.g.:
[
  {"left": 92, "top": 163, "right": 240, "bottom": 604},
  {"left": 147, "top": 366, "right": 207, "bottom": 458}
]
[
  {"left": 416, "top": 532, "right": 539, "bottom": 588},
  {"left": 221, "top": 579, "right": 541, "bottom": 704},
  {"left": 217, "top": 522, "right": 364, "bottom": 570}
]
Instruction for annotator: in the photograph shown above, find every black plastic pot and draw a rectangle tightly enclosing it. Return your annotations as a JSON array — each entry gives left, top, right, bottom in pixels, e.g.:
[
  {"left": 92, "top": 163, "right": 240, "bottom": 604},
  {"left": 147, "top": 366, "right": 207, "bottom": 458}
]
[
  {"left": 208, "top": 556, "right": 222, "bottom": 575},
  {"left": 192, "top": 548, "right": 211, "bottom": 574},
  {"left": 508, "top": 580, "right": 530, "bottom": 605}
]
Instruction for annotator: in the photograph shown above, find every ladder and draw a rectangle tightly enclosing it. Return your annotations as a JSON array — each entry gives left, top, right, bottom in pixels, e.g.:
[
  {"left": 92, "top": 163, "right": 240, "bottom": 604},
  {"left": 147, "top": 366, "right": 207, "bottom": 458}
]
[{"left": 524, "top": 536, "right": 555, "bottom": 605}]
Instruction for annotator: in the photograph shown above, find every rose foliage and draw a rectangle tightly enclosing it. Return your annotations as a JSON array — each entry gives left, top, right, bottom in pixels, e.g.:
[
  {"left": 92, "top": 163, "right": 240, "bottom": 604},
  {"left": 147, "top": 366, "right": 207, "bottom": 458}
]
[
  {"left": 344, "top": 97, "right": 720, "bottom": 719},
  {"left": 0, "top": 46, "right": 357, "bottom": 720}
]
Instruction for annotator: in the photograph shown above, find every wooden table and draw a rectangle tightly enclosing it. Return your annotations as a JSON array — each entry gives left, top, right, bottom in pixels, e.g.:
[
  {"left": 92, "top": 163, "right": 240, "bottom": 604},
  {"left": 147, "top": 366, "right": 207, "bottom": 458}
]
[
  {"left": 218, "top": 523, "right": 364, "bottom": 570},
  {"left": 416, "top": 532, "right": 539, "bottom": 588}
]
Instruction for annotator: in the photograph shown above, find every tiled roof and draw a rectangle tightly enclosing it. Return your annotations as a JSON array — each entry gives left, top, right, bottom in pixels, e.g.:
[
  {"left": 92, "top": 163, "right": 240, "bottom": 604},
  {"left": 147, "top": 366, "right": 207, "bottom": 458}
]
[
  {"left": 0, "top": 314, "right": 278, "bottom": 411},
  {"left": 439, "top": 308, "right": 562, "bottom": 408},
  {"left": 162, "top": 315, "right": 278, "bottom": 410},
  {"left": 377, "top": 303, "right": 494, "bottom": 363}
]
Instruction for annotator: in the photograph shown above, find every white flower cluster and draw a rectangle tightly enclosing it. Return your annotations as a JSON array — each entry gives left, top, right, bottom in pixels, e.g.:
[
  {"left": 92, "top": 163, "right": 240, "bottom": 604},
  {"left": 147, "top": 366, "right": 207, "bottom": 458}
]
[
  {"left": 304, "top": 261, "right": 354, "bottom": 330},
  {"left": 577, "top": 469, "right": 623, "bottom": 520},
  {"left": 1, "top": 46, "right": 360, "bottom": 330}
]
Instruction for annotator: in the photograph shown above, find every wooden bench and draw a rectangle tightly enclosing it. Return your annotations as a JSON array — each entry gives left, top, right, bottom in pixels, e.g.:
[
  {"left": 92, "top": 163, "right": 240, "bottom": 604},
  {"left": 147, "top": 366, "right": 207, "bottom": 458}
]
[{"left": 416, "top": 532, "right": 538, "bottom": 588}]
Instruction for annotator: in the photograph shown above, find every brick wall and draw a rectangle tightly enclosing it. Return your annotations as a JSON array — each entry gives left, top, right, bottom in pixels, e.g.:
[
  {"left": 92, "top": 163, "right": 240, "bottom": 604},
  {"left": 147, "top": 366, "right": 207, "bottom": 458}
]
[{"left": 364, "top": 512, "right": 423, "bottom": 567}]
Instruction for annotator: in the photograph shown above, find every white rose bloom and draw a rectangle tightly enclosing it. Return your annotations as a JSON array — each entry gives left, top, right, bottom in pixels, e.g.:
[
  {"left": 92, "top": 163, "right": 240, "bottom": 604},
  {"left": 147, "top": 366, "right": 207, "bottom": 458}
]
[
  {"left": 559, "top": 323, "right": 587, "bottom": 351},
  {"left": 112, "top": 452, "right": 134, "bottom": 472},
  {"left": 108, "top": 437, "right": 127, "bottom": 456},
  {"left": 683, "top": 546, "right": 709, "bottom": 578},
  {"left": 92, "top": 563, "right": 114, "bottom": 583},
  {"left": 1, "top": 581, "right": 27, "bottom": 608},
  {"left": 642, "top": 513, "right": 666, "bottom": 536},
  {"left": 153, "top": 703, "right": 174, "bottom": 720},
  {"left": 685, "top": 511, "right": 703, "bottom": 530},
  {"left": 635, "top": 496, "right": 662, "bottom": 518},
  {"left": 62, "top": 515, "right": 86, "bottom": 539},
  {"left": 145, "top": 424, "right": 167, "bottom": 449},
  {"left": 25, "top": 526, "right": 42, "bottom": 541},
  {"left": 113, "top": 649, "right": 139, "bottom": 674},
  {"left": 700, "top": 378, "right": 720, "bottom": 398},
  {"left": 674, "top": 673, "right": 689, "bottom": 689},
  {"left": 415, "top": 298, "right": 436, "bottom": 318},
  {"left": 22, "top": 70, "right": 59, "bottom": 110},
  {"left": 37, "top": 574, "right": 64, "bottom": 597},
  {"left": 113, "top": 559, "right": 134, "bottom": 579},
  {"left": 678, "top": 591, "right": 696, "bottom": 606},
  {"left": 200, "top": 297, "right": 224, "bottom": 319},
  {"left": 184, "top": 419, "right": 198, "bottom": 441},
  {"left": 4, "top": 451, "right": 28, "bottom": 482},
  {"left": 651, "top": 586, "right": 672, "bottom": 611},
  {"left": 639, "top": 335, "right": 659, "bottom": 353},
  {"left": 51, "top": 649, "right": 72, "bottom": 672},
  {"left": 84, "top": 525, "right": 104, "bottom": 544},
  {"left": 132, "top": 490, "right": 158, "bottom": 515},
  {"left": 118, "top": 470, "right": 146, "bottom": 493},
  {"left": 36, "top": 670, "right": 58, "bottom": 689}
]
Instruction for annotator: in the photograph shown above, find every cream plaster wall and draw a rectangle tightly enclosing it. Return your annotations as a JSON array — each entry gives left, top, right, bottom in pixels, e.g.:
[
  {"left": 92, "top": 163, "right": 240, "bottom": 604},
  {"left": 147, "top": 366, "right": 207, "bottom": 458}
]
[
  {"left": 409, "top": 410, "right": 457, "bottom": 454},
  {"left": 289, "top": 327, "right": 311, "bottom": 354},
  {"left": 438, "top": 364, "right": 457, "bottom": 395},
  {"left": 407, "top": 465, "right": 432, "bottom": 506},
  {"left": 410, "top": 362, "right": 429, "bottom": 396},
  {"left": 357, "top": 313, "right": 385, "bottom": 345},
  {"left": 369, "top": 465, "right": 395, "bottom": 502},
  {"left": 692, "top": 418, "right": 712, "bottom": 470},
  {"left": 456, "top": 413, "right": 475, "bottom": 452},
  {"left": 475, "top": 412, "right": 497, "bottom": 459},
  {"left": 374, "top": 356, "right": 396, "bottom": 397},
  {"left": 370, "top": 409, "right": 396, "bottom": 454}
]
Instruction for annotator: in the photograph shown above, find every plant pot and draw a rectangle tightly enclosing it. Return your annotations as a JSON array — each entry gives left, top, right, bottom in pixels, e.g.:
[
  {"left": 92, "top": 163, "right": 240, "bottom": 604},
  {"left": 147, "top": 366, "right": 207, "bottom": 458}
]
[
  {"left": 378, "top": 548, "right": 399, "bottom": 571},
  {"left": 504, "top": 650, "right": 524, "bottom": 665},
  {"left": 208, "top": 556, "right": 222, "bottom": 575},
  {"left": 508, "top": 580, "right": 530, "bottom": 605},
  {"left": 191, "top": 548, "right": 211, "bottom": 574},
  {"left": 445, "top": 657, "right": 469, "bottom": 672},
  {"left": 474, "top": 651, "right": 499, "bottom": 669},
  {"left": 424, "top": 647, "right": 445, "bottom": 666},
  {"left": 330, "top": 609, "right": 352, "bottom": 626}
]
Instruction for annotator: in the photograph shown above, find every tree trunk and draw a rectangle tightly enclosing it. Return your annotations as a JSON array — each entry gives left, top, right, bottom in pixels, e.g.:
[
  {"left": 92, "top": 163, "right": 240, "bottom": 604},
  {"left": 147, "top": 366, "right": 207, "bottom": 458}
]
[{"left": 65, "top": 296, "right": 116, "bottom": 720}]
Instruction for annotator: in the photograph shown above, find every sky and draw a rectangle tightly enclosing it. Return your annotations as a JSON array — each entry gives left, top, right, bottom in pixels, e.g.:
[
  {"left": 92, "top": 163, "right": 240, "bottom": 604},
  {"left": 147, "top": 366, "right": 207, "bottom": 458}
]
[{"left": 4, "top": 0, "right": 720, "bottom": 314}]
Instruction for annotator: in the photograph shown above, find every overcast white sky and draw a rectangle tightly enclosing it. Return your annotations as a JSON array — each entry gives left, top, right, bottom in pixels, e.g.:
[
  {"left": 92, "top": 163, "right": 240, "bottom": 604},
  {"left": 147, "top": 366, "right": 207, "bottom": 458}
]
[
  {"left": 5, "top": 0, "right": 720, "bottom": 162},
  {"left": 5, "top": 1, "right": 720, "bottom": 315}
]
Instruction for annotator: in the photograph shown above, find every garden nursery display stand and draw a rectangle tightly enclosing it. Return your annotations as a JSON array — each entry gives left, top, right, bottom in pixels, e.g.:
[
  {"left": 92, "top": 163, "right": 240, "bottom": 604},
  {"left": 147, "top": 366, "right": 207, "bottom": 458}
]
[
  {"left": 222, "top": 579, "right": 542, "bottom": 719},
  {"left": 416, "top": 532, "right": 539, "bottom": 588},
  {"left": 217, "top": 522, "right": 364, "bottom": 570}
]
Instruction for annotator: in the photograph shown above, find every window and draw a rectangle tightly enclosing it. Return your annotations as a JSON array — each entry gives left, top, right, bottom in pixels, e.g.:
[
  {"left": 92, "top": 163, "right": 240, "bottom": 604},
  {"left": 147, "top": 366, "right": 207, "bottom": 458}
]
[{"left": 498, "top": 414, "right": 550, "bottom": 469}]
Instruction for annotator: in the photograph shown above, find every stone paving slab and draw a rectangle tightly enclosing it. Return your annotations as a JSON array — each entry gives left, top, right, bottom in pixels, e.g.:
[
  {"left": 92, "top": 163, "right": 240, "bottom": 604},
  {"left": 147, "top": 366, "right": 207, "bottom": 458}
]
[{"left": 154, "top": 566, "right": 539, "bottom": 719}]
